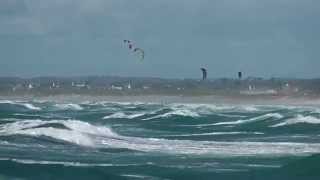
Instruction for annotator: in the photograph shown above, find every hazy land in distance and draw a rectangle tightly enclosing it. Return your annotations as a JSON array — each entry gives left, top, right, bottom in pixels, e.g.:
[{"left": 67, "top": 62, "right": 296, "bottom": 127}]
[{"left": 1, "top": 76, "right": 320, "bottom": 105}]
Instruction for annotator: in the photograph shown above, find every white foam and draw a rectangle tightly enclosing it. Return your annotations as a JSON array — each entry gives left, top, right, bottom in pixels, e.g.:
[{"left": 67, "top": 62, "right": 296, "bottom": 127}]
[
  {"left": 100, "top": 101, "right": 158, "bottom": 106},
  {"left": 161, "top": 132, "right": 264, "bottom": 137},
  {"left": 13, "top": 113, "right": 60, "bottom": 119},
  {"left": 22, "top": 103, "right": 42, "bottom": 111},
  {"left": 142, "top": 109, "right": 200, "bottom": 120},
  {"left": 0, "top": 120, "right": 115, "bottom": 147},
  {"left": 103, "top": 112, "right": 146, "bottom": 119},
  {"left": 271, "top": 115, "right": 320, "bottom": 127},
  {"left": 241, "top": 106, "right": 259, "bottom": 112},
  {"left": 0, "top": 122, "right": 91, "bottom": 146},
  {"left": 0, "top": 118, "right": 23, "bottom": 122},
  {"left": 171, "top": 103, "right": 261, "bottom": 113},
  {"left": 99, "top": 136, "right": 320, "bottom": 156},
  {"left": 164, "top": 109, "right": 200, "bottom": 117},
  {"left": 62, "top": 120, "right": 115, "bottom": 136},
  {"left": 120, "top": 174, "right": 160, "bottom": 179},
  {"left": 213, "top": 113, "right": 283, "bottom": 126},
  {"left": 0, "top": 100, "right": 14, "bottom": 104},
  {"left": 2, "top": 119, "right": 320, "bottom": 157},
  {"left": 0, "top": 158, "right": 141, "bottom": 167},
  {"left": 216, "top": 113, "right": 247, "bottom": 118},
  {"left": 239, "top": 163, "right": 281, "bottom": 168},
  {"left": 0, "top": 100, "right": 41, "bottom": 111},
  {"left": 170, "top": 104, "right": 233, "bottom": 114},
  {"left": 54, "top": 103, "right": 84, "bottom": 111},
  {"left": 23, "top": 127, "right": 94, "bottom": 146}
]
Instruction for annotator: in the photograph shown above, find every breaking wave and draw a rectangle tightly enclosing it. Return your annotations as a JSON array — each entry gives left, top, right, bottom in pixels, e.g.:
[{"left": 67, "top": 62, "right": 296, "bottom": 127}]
[
  {"left": 170, "top": 103, "right": 261, "bottom": 113},
  {"left": 142, "top": 109, "right": 200, "bottom": 120},
  {"left": 54, "top": 103, "right": 84, "bottom": 111},
  {"left": 3, "top": 100, "right": 320, "bottom": 179},
  {"left": 0, "top": 120, "right": 115, "bottom": 146},
  {"left": 161, "top": 131, "right": 264, "bottom": 137},
  {"left": 211, "top": 113, "right": 284, "bottom": 126},
  {"left": 103, "top": 112, "right": 146, "bottom": 119},
  {"left": 0, "top": 100, "right": 41, "bottom": 111},
  {"left": 271, "top": 115, "right": 320, "bottom": 127},
  {"left": 1, "top": 119, "right": 320, "bottom": 156},
  {"left": 0, "top": 158, "right": 140, "bottom": 167}
]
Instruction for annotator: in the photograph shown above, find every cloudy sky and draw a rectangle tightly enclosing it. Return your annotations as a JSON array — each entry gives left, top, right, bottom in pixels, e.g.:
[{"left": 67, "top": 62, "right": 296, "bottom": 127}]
[{"left": 0, "top": 0, "right": 319, "bottom": 78}]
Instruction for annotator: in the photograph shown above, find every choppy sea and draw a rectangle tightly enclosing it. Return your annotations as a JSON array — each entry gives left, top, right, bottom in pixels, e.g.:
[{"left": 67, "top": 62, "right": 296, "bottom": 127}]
[{"left": 1, "top": 99, "right": 320, "bottom": 179}]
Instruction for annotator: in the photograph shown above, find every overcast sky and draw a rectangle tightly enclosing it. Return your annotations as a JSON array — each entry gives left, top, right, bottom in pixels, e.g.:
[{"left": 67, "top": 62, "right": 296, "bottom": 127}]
[{"left": 0, "top": 0, "right": 319, "bottom": 79}]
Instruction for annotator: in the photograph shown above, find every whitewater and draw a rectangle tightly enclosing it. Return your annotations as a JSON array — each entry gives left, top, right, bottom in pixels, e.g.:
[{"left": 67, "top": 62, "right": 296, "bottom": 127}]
[{"left": 1, "top": 99, "right": 320, "bottom": 179}]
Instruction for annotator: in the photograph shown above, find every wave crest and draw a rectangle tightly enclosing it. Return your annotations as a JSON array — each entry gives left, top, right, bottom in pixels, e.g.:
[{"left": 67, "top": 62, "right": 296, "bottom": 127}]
[
  {"left": 0, "top": 119, "right": 115, "bottom": 146},
  {"left": 271, "top": 115, "right": 320, "bottom": 127},
  {"left": 0, "top": 100, "right": 41, "bottom": 111},
  {"left": 1, "top": 119, "right": 320, "bottom": 156},
  {"left": 54, "top": 103, "right": 84, "bottom": 111}
]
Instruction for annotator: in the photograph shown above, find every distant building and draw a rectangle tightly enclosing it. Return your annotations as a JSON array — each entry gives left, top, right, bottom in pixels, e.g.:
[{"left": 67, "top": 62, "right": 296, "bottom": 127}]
[
  {"left": 143, "top": 86, "right": 150, "bottom": 90},
  {"left": 72, "top": 82, "right": 89, "bottom": 88},
  {"left": 50, "top": 82, "right": 60, "bottom": 89},
  {"left": 240, "top": 89, "right": 278, "bottom": 95},
  {"left": 280, "top": 83, "right": 299, "bottom": 94},
  {"left": 248, "top": 85, "right": 256, "bottom": 91},
  {"left": 28, "top": 84, "right": 34, "bottom": 90},
  {"left": 110, "top": 85, "right": 123, "bottom": 91}
]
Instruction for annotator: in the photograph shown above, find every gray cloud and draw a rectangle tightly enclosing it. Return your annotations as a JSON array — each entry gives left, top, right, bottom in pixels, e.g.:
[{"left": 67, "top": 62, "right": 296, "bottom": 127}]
[
  {"left": 0, "top": 0, "right": 319, "bottom": 78},
  {"left": 0, "top": 0, "right": 27, "bottom": 16}
]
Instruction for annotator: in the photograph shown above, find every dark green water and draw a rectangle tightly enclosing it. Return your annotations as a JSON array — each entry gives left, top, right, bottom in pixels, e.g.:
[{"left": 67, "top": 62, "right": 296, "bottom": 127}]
[{"left": 1, "top": 99, "right": 320, "bottom": 179}]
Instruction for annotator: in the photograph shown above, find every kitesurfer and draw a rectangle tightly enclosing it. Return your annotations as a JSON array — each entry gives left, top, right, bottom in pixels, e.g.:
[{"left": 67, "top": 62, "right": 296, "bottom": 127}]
[{"left": 200, "top": 68, "right": 207, "bottom": 80}]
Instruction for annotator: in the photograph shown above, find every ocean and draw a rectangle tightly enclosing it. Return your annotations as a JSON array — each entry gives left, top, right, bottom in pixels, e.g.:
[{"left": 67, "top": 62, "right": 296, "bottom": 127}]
[{"left": 0, "top": 98, "right": 320, "bottom": 179}]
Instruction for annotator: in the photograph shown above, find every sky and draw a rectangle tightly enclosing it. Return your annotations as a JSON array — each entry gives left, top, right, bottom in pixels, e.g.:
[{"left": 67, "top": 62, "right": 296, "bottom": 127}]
[{"left": 0, "top": 0, "right": 319, "bottom": 79}]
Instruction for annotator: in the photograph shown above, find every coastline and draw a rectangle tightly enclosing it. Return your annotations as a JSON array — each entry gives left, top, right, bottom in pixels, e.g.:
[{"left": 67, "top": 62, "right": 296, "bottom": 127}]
[{"left": 1, "top": 94, "right": 320, "bottom": 106}]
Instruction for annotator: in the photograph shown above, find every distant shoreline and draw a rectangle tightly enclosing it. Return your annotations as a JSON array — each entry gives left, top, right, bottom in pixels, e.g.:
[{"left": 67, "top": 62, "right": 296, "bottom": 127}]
[
  {"left": 2, "top": 94, "right": 320, "bottom": 106},
  {"left": 1, "top": 76, "right": 320, "bottom": 105}
]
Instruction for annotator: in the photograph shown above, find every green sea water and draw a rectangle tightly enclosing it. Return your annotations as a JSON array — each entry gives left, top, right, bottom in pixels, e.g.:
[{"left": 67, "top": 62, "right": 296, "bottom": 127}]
[{"left": 1, "top": 99, "right": 320, "bottom": 179}]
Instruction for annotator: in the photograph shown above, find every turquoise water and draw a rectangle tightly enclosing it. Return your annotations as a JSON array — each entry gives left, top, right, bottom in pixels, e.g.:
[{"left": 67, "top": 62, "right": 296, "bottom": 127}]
[{"left": 1, "top": 99, "right": 320, "bottom": 179}]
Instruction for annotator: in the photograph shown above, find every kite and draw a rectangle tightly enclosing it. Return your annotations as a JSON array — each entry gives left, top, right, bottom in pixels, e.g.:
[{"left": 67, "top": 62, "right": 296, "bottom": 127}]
[
  {"left": 133, "top": 48, "right": 144, "bottom": 61},
  {"left": 123, "top": 40, "right": 144, "bottom": 60}
]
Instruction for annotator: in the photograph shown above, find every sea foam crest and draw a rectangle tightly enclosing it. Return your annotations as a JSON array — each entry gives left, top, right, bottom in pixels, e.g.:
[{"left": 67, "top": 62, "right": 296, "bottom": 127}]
[
  {"left": 22, "top": 103, "right": 42, "bottom": 111},
  {"left": 142, "top": 109, "right": 200, "bottom": 120},
  {"left": 0, "top": 100, "right": 13, "bottom": 104},
  {"left": 98, "top": 135, "right": 320, "bottom": 156},
  {"left": 142, "top": 104, "right": 261, "bottom": 121},
  {"left": 1, "top": 119, "right": 320, "bottom": 156},
  {"left": 161, "top": 131, "right": 264, "bottom": 137},
  {"left": 0, "top": 100, "right": 41, "bottom": 111},
  {"left": 54, "top": 103, "right": 84, "bottom": 111},
  {"left": 162, "top": 109, "right": 200, "bottom": 118},
  {"left": 213, "top": 113, "right": 284, "bottom": 126},
  {"left": 0, "top": 158, "right": 118, "bottom": 167},
  {"left": 103, "top": 112, "right": 146, "bottom": 119},
  {"left": 271, "top": 115, "right": 320, "bottom": 127},
  {"left": 171, "top": 103, "right": 261, "bottom": 113},
  {"left": 0, "top": 119, "right": 115, "bottom": 146}
]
